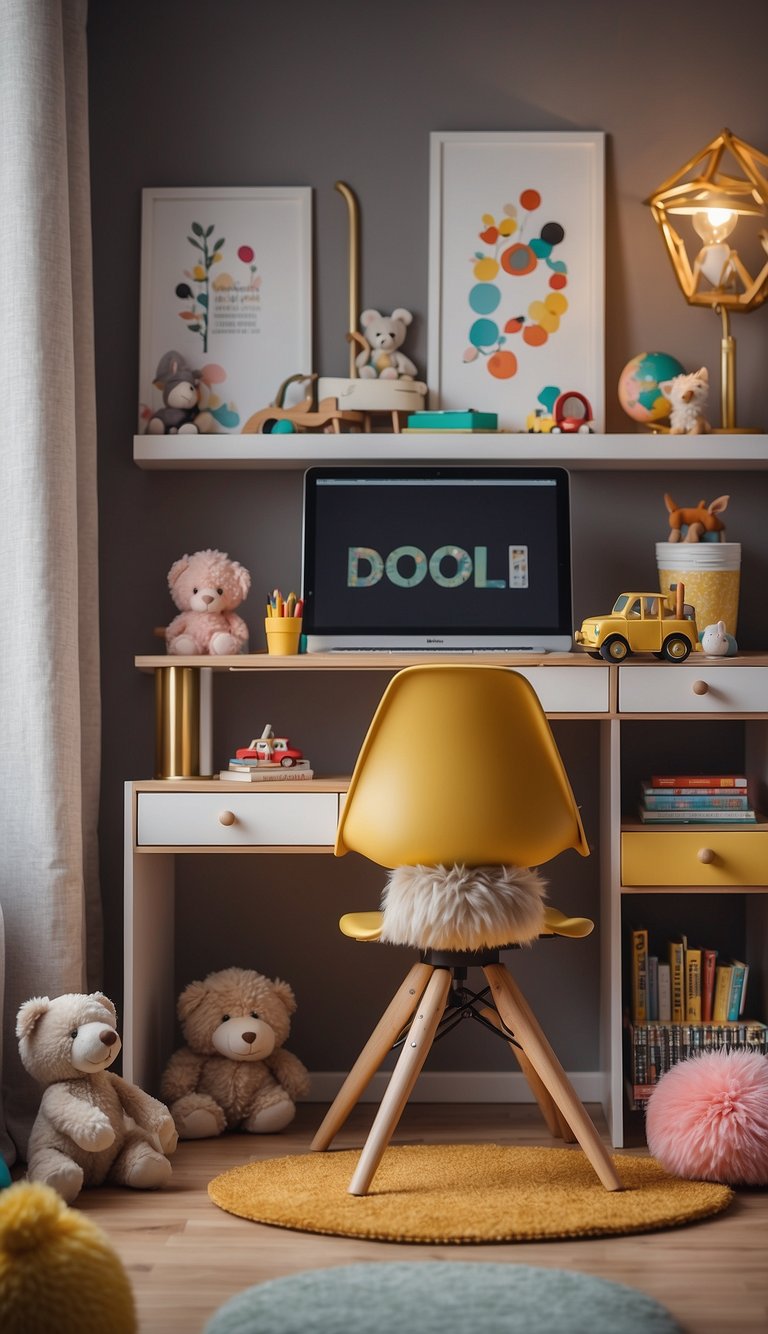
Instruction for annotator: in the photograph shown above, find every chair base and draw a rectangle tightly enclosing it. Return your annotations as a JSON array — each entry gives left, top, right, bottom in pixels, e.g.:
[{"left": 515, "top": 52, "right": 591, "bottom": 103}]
[
  {"left": 421, "top": 945, "right": 505, "bottom": 968},
  {"left": 311, "top": 959, "right": 621, "bottom": 1196}
]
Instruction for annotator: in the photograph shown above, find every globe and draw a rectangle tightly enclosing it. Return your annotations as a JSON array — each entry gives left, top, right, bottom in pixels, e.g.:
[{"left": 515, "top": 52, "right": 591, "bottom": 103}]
[{"left": 618, "top": 351, "right": 685, "bottom": 424}]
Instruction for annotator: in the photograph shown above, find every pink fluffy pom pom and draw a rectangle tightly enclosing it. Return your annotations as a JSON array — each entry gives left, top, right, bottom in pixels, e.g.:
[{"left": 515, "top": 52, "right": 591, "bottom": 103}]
[{"left": 646, "top": 1049, "right": 768, "bottom": 1185}]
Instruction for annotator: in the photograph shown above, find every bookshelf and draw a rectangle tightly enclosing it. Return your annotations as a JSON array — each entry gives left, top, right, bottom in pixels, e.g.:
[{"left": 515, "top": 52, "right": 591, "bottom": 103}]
[{"left": 605, "top": 660, "right": 768, "bottom": 1144}]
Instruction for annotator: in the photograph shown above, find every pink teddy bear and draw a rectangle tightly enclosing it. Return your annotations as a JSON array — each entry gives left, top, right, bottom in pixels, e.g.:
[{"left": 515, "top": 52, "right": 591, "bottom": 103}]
[{"left": 165, "top": 549, "right": 251, "bottom": 655}]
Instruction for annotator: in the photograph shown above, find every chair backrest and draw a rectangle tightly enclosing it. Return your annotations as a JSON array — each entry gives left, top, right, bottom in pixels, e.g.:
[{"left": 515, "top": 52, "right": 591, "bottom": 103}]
[{"left": 336, "top": 664, "right": 589, "bottom": 869}]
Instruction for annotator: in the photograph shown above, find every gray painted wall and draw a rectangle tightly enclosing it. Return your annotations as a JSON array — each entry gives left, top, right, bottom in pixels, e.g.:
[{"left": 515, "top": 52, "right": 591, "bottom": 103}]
[{"left": 88, "top": 0, "right": 768, "bottom": 1079}]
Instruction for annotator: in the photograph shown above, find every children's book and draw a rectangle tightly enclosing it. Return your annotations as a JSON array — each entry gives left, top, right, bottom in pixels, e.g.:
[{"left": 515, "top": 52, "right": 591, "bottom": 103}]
[
  {"left": 713, "top": 964, "right": 734, "bottom": 1022},
  {"left": 641, "top": 790, "right": 750, "bottom": 810},
  {"left": 685, "top": 946, "right": 702, "bottom": 1022},
  {"left": 669, "top": 937, "right": 686, "bottom": 1024},
  {"left": 631, "top": 928, "right": 649, "bottom": 1023},
  {"left": 219, "top": 767, "right": 314, "bottom": 782},
  {"left": 657, "top": 962, "right": 672, "bottom": 1023},
  {"left": 727, "top": 961, "right": 748, "bottom": 1022},
  {"left": 639, "top": 808, "right": 755, "bottom": 822},
  {"left": 701, "top": 948, "right": 718, "bottom": 1023},
  {"left": 647, "top": 956, "right": 659, "bottom": 1023}
]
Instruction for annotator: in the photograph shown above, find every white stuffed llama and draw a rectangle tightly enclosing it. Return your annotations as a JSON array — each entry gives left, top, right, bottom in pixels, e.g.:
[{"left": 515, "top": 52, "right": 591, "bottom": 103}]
[{"left": 659, "top": 368, "right": 711, "bottom": 435}]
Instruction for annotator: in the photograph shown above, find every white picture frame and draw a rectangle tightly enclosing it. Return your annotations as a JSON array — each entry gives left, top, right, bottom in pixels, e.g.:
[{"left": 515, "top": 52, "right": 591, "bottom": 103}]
[
  {"left": 428, "top": 132, "right": 605, "bottom": 432},
  {"left": 139, "top": 186, "right": 312, "bottom": 434}
]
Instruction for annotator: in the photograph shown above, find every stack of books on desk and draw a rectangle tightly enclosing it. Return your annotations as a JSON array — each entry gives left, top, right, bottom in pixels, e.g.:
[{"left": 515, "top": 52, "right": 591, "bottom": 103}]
[
  {"left": 638, "top": 773, "right": 755, "bottom": 823},
  {"left": 218, "top": 758, "right": 314, "bottom": 782}
]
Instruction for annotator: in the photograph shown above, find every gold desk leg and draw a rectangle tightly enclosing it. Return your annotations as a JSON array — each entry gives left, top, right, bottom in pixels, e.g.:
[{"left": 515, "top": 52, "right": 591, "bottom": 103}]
[{"left": 154, "top": 665, "right": 202, "bottom": 779}]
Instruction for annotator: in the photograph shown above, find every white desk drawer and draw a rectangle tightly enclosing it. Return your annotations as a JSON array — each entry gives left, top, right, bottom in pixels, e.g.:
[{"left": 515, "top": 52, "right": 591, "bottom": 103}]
[
  {"left": 512, "top": 666, "right": 609, "bottom": 713},
  {"left": 137, "top": 791, "right": 339, "bottom": 846},
  {"left": 619, "top": 664, "right": 768, "bottom": 713}
]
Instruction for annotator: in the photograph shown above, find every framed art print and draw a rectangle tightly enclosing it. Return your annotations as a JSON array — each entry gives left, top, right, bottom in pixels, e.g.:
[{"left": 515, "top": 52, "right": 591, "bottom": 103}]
[
  {"left": 428, "top": 132, "right": 604, "bottom": 431},
  {"left": 139, "top": 186, "right": 312, "bottom": 433}
]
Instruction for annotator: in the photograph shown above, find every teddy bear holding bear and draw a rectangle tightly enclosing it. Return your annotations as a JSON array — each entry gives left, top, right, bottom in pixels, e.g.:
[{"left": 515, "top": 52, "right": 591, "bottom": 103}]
[{"left": 161, "top": 967, "right": 310, "bottom": 1138}]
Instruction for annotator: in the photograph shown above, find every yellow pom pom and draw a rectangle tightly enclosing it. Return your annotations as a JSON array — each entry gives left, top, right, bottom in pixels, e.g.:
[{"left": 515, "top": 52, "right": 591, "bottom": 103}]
[{"left": 0, "top": 1182, "right": 137, "bottom": 1334}]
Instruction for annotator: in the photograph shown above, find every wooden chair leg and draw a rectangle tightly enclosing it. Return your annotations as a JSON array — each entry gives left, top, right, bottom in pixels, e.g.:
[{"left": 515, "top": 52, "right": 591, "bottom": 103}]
[
  {"left": 482, "top": 964, "right": 622, "bottom": 1191},
  {"left": 479, "top": 1005, "right": 574, "bottom": 1141},
  {"left": 310, "top": 961, "right": 434, "bottom": 1152},
  {"left": 347, "top": 967, "right": 452, "bottom": 1197}
]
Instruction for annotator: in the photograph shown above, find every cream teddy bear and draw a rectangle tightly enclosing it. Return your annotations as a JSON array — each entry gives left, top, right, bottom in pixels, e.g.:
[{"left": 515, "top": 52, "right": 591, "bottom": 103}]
[
  {"left": 355, "top": 308, "right": 419, "bottom": 379},
  {"left": 165, "top": 548, "right": 251, "bottom": 655},
  {"left": 161, "top": 967, "right": 310, "bottom": 1138},
  {"left": 16, "top": 992, "right": 178, "bottom": 1204}
]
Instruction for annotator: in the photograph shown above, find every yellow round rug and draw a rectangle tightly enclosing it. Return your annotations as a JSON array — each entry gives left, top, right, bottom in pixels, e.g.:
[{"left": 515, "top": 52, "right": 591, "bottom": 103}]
[{"left": 208, "top": 1143, "right": 732, "bottom": 1244}]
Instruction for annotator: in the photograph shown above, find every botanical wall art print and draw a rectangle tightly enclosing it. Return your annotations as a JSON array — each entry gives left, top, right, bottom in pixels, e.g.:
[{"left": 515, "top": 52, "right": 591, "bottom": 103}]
[
  {"left": 428, "top": 132, "right": 605, "bottom": 431},
  {"left": 139, "top": 187, "right": 312, "bottom": 434}
]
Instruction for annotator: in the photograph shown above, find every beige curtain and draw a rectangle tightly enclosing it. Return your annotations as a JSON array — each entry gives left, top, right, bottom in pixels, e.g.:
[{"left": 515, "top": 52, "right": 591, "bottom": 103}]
[{"left": 0, "top": 0, "right": 101, "bottom": 1162}]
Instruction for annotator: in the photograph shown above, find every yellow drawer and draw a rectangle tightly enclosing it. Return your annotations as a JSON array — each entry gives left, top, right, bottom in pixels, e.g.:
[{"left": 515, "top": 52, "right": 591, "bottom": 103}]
[{"left": 622, "top": 829, "right": 768, "bottom": 886}]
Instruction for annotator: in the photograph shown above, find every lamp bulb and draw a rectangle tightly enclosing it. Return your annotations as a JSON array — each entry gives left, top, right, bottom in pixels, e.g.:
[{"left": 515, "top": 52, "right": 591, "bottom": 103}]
[{"left": 693, "top": 208, "right": 737, "bottom": 244}]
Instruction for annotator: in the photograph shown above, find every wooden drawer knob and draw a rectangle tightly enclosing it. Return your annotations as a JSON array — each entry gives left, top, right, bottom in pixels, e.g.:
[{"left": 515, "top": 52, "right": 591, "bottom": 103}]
[
  {"left": 691, "top": 680, "right": 709, "bottom": 696},
  {"left": 697, "top": 847, "right": 716, "bottom": 864},
  {"left": 218, "top": 810, "right": 236, "bottom": 826}
]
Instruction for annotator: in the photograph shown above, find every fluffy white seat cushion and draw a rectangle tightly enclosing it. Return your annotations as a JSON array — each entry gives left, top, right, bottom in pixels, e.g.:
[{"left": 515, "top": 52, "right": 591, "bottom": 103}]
[{"left": 381, "top": 864, "right": 547, "bottom": 951}]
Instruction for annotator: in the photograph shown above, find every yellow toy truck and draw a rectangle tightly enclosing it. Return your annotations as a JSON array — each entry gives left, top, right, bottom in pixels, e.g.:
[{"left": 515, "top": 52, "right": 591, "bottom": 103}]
[{"left": 574, "top": 585, "right": 698, "bottom": 662}]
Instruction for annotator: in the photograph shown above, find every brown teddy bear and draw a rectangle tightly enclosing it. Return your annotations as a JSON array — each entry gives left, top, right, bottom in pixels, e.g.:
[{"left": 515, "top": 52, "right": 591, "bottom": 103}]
[
  {"left": 161, "top": 967, "right": 310, "bottom": 1138},
  {"left": 16, "top": 992, "right": 178, "bottom": 1204}
]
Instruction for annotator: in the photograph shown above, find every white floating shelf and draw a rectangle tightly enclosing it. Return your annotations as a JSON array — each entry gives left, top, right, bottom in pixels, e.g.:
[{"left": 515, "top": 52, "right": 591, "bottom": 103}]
[{"left": 133, "top": 432, "right": 768, "bottom": 471}]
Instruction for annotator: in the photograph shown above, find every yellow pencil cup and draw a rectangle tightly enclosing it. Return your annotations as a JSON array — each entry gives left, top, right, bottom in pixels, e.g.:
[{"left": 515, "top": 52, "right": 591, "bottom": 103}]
[{"left": 265, "top": 617, "right": 302, "bottom": 656}]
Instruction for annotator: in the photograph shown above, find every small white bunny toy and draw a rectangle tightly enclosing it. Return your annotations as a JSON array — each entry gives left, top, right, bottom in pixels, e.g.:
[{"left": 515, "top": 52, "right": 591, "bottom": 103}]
[{"left": 699, "top": 620, "right": 737, "bottom": 657}]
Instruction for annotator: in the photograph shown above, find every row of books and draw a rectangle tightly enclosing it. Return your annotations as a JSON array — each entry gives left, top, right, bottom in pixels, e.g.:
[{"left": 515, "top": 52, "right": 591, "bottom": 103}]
[
  {"left": 627, "top": 1020, "right": 768, "bottom": 1109},
  {"left": 638, "top": 772, "right": 756, "bottom": 824},
  {"left": 631, "top": 928, "right": 750, "bottom": 1025}
]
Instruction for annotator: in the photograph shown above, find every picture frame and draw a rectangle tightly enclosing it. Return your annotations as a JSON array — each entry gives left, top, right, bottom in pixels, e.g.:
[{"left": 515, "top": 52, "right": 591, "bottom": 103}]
[
  {"left": 428, "top": 132, "right": 605, "bottom": 432},
  {"left": 139, "top": 186, "right": 312, "bottom": 434}
]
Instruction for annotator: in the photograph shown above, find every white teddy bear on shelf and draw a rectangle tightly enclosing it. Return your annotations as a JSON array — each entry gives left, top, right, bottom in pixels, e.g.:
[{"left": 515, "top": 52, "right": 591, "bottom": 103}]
[{"left": 355, "top": 308, "right": 419, "bottom": 380}]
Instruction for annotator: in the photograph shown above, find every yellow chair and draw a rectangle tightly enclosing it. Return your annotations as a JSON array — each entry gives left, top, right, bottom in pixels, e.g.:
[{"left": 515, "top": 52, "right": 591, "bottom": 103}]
[{"left": 311, "top": 664, "right": 620, "bottom": 1195}]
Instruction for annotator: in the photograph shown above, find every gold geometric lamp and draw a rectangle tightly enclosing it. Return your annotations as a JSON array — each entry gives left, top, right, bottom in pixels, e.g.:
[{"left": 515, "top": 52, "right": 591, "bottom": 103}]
[{"left": 646, "top": 129, "right": 768, "bottom": 430}]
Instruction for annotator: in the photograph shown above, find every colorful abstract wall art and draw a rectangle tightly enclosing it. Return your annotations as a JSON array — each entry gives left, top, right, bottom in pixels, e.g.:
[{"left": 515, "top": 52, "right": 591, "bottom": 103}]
[{"left": 429, "top": 133, "right": 605, "bottom": 432}]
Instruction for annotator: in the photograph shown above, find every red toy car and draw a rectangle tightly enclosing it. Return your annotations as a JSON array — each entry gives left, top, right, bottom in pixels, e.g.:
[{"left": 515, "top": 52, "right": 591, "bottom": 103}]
[
  {"left": 551, "top": 391, "right": 593, "bottom": 433},
  {"left": 235, "top": 727, "right": 303, "bottom": 767}
]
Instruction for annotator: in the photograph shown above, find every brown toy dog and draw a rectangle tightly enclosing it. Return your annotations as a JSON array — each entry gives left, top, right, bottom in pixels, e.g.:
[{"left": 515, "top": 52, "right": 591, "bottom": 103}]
[{"left": 664, "top": 493, "right": 729, "bottom": 542}]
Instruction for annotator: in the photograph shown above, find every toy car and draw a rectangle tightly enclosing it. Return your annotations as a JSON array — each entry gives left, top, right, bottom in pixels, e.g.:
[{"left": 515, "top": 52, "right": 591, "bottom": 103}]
[
  {"left": 550, "top": 391, "right": 593, "bottom": 434},
  {"left": 526, "top": 408, "right": 556, "bottom": 433},
  {"left": 235, "top": 726, "right": 304, "bottom": 767},
  {"left": 574, "top": 587, "right": 699, "bottom": 662}
]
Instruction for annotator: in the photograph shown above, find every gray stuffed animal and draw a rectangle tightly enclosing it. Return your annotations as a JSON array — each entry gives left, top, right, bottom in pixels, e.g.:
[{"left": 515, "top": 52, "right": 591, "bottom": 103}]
[{"left": 146, "top": 351, "right": 210, "bottom": 434}]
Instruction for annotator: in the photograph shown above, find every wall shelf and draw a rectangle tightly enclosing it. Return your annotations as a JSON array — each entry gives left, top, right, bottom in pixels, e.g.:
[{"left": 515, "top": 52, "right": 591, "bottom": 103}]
[{"left": 133, "top": 432, "right": 768, "bottom": 471}]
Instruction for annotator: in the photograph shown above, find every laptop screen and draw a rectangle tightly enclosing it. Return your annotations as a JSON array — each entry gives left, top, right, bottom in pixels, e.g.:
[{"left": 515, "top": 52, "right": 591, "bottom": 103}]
[{"left": 301, "top": 465, "right": 572, "bottom": 652}]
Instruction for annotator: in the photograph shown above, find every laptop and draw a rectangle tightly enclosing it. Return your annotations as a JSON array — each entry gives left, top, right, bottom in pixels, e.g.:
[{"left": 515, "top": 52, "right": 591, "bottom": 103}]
[{"left": 301, "top": 465, "right": 573, "bottom": 653}]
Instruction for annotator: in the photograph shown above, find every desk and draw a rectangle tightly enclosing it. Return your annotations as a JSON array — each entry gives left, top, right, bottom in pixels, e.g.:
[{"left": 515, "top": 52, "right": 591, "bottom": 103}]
[{"left": 126, "top": 652, "right": 768, "bottom": 1146}]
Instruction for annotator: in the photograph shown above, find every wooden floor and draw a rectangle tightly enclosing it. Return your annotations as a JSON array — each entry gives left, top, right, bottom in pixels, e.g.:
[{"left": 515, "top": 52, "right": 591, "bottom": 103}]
[{"left": 76, "top": 1102, "right": 768, "bottom": 1334}]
